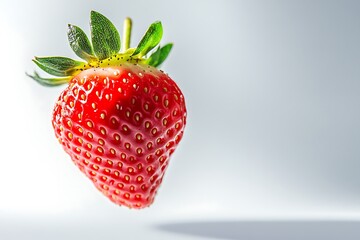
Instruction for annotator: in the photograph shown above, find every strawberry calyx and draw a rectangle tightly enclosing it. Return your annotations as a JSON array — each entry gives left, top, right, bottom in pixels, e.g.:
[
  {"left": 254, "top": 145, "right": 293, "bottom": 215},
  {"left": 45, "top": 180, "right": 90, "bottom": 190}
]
[{"left": 27, "top": 11, "right": 173, "bottom": 86}]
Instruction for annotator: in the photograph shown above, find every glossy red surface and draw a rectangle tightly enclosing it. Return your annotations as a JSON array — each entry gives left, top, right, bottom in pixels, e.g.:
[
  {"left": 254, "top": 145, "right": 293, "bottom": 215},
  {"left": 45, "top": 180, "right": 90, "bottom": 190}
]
[{"left": 52, "top": 64, "right": 186, "bottom": 209}]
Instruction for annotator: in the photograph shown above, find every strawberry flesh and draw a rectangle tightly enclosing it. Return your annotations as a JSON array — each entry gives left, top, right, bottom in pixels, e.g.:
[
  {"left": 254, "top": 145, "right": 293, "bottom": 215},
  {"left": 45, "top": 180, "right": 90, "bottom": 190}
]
[{"left": 52, "top": 64, "right": 186, "bottom": 208}]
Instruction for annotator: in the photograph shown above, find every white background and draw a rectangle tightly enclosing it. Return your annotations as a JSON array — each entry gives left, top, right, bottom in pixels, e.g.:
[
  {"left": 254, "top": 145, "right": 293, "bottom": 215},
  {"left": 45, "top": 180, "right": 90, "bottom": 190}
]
[{"left": 0, "top": 0, "right": 360, "bottom": 239}]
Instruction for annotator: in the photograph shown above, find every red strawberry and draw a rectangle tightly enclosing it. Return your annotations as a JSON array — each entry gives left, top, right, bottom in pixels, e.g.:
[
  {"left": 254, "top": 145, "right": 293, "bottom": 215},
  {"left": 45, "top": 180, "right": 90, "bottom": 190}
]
[{"left": 27, "top": 11, "right": 186, "bottom": 209}]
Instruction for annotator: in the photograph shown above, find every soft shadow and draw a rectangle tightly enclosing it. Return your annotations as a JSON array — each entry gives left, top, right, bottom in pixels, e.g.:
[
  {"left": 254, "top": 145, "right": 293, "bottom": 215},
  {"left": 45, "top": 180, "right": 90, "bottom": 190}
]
[{"left": 157, "top": 221, "right": 360, "bottom": 240}]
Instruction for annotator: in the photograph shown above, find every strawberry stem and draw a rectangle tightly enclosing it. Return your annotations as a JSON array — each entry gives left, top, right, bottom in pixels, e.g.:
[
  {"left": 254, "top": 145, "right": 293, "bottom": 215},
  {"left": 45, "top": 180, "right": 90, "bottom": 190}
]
[
  {"left": 123, "top": 17, "right": 132, "bottom": 51},
  {"left": 28, "top": 12, "right": 174, "bottom": 86}
]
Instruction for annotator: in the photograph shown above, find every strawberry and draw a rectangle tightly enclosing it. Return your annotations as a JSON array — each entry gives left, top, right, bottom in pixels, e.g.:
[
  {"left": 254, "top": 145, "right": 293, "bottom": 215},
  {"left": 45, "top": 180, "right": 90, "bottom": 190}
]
[{"left": 27, "top": 11, "right": 186, "bottom": 209}]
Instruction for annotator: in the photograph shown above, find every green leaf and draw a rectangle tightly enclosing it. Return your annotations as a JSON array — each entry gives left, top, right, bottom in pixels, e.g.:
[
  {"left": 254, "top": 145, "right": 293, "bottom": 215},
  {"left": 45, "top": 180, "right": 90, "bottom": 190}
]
[
  {"left": 147, "top": 46, "right": 161, "bottom": 66},
  {"left": 147, "top": 43, "right": 173, "bottom": 67},
  {"left": 26, "top": 71, "right": 71, "bottom": 86},
  {"left": 67, "top": 24, "right": 96, "bottom": 61},
  {"left": 132, "top": 21, "right": 163, "bottom": 57},
  {"left": 90, "top": 11, "right": 121, "bottom": 60},
  {"left": 33, "top": 56, "right": 85, "bottom": 77}
]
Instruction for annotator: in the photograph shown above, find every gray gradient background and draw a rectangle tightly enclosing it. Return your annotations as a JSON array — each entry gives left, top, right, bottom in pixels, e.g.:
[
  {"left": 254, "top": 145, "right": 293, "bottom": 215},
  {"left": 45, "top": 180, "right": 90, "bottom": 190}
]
[{"left": 0, "top": 0, "right": 360, "bottom": 239}]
